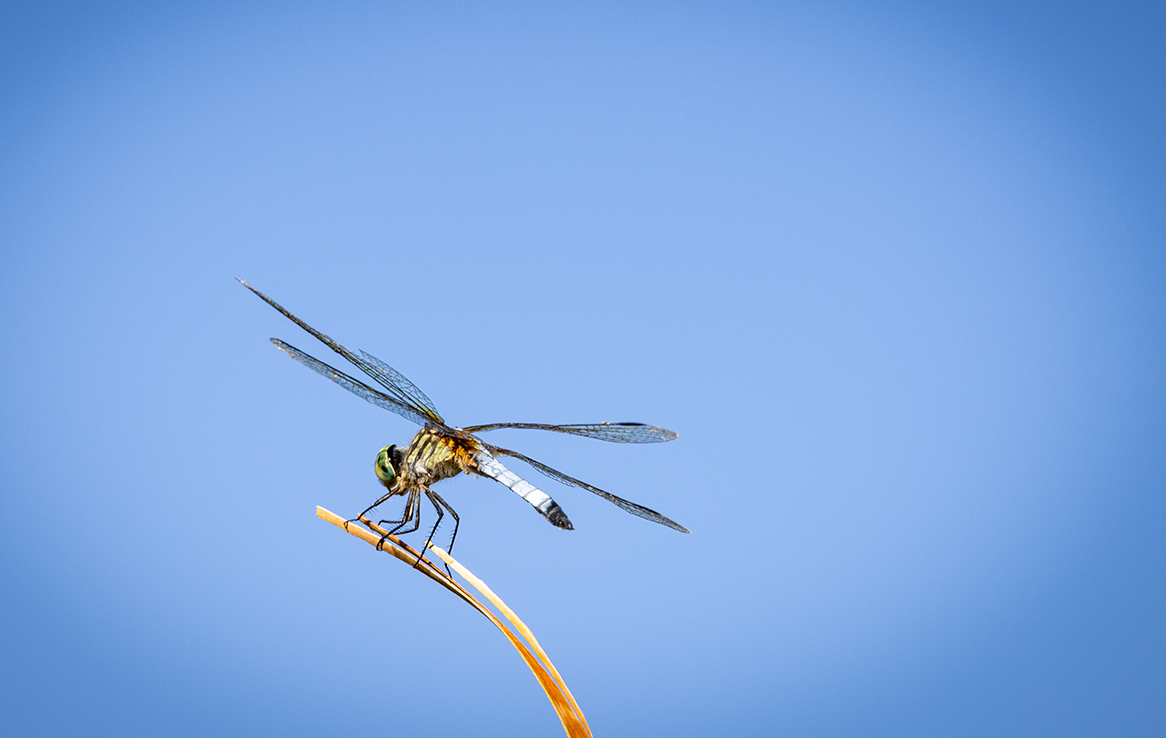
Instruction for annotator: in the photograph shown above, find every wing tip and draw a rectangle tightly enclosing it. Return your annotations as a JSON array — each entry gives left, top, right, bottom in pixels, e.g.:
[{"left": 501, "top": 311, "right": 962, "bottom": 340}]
[{"left": 628, "top": 423, "right": 678, "bottom": 442}]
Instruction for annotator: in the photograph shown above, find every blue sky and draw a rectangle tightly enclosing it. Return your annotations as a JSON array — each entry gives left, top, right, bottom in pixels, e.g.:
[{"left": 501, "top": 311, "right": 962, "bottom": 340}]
[{"left": 2, "top": 2, "right": 1163, "bottom": 736}]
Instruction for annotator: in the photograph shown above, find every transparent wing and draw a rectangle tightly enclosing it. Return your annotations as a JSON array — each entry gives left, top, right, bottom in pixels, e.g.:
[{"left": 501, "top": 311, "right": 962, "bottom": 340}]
[
  {"left": 240, "top": 279, "right": 445, "bottom": 425},
  {"left": 357, "top": 349, "right": 443, "bottom": 425},
  {"left": 462, "top": 422, "right": 677, "bottom": 443},
  {"left": 481, "top": 443, "right": 689, "bottom": 533},
  {"left": 273, "top": 340, "right": 434, "bottom": 427}
]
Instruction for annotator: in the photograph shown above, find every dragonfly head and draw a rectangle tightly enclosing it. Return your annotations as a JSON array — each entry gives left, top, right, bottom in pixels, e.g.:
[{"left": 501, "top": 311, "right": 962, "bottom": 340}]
[{"left": 375, "top": 444, "right": 403, "bottom": 488}]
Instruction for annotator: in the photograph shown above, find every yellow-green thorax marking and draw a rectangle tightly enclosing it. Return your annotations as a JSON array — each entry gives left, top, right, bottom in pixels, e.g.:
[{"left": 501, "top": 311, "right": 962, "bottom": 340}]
[{"left": 375, "top": 427, "right": 480, "bottom": 496}]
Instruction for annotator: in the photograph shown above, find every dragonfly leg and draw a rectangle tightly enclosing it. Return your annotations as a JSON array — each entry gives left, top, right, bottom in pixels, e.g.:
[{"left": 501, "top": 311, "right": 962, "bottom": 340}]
[
  {"left": 358, "top": 492, "right": 393, "bottom": 518},
  {"left": 346, "top": 489, "right": 400, "bottom": 532},
  {"left": 412, "top": 488, "right": 444, "bottom": 570},
  {"left": 421, "top": 488, "right": 460, "bottom": 577},
  {"left": 374, "top": 488, "right": 421, "bottom": 551}
]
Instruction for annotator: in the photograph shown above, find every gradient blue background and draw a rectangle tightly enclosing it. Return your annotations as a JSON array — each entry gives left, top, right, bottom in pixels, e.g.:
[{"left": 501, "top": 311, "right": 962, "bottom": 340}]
[{"left": 2, "top": 2, "right": 1163, "bottom": 736}]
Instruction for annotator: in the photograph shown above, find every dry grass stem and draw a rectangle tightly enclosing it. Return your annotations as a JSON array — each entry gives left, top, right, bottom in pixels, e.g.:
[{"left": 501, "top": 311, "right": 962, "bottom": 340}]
[{"left": 315, "top": 506, "right": 592, "bottom": 738}]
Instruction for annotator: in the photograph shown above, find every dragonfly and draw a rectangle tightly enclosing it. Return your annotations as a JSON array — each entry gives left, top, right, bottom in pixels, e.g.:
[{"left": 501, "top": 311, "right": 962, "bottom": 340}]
[{"left": 240, "top": 280, "right": 688, "bottom": 556}]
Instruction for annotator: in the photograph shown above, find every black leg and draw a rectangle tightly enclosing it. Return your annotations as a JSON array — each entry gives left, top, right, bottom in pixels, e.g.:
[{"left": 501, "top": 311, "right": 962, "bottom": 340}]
[
  {"left": 426, "top": 488, "right": 460, "bottom": 556},
  {"left": 346, "top": 488, "right": 401, "bottom": 533},
  {"left": 375, "top": 489, "right": 421, "bottom": 550},
  {"left": 422, "top": 488, "right": 460, "bottom": 577},
  {"left": 412, "top": 487, "right": 445, "bottom": 569}
]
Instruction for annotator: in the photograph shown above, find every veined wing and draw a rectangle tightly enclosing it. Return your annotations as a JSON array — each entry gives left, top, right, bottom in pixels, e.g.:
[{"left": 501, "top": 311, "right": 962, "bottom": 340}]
[
  {"left": 356, "top": 349, "right": 443, "bottom": 424},
  {"left": 239, "top": 279, "right": 444, "bottom": 425},
  {"left": 463, "top": 422, "right": 677, "bottom": 443},
  {"left": 273, "top": 340, "right": 434, "bottom": 427},
  {"left": 481, "top": 443, "right": 689, "bottom": 533}
]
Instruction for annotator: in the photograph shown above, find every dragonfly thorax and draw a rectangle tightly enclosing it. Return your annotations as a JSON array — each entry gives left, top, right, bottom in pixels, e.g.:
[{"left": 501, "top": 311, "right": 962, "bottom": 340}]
[{"left": 399, "top": 427, "right": 477, "bottom": 488}]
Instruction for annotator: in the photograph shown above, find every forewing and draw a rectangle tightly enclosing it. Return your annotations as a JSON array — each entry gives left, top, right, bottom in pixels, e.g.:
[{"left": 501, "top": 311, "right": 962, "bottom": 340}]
[
  {"left": 358, "top": 350, "right": 444, "bottom": 425},
  {"left": 481, "top": 443, "right": 689, "bottom": 533},
  {"left": 240, "top": 280, "right": 445, "bottom": 425},
  {"left": 273, "top": 339, "right": 434, "bottom": 427},
  {"left": 462, "top": 422, "right": 677, "bottom": 443}
]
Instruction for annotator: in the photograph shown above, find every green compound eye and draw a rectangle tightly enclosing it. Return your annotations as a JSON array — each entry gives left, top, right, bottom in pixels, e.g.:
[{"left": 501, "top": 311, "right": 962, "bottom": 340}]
[{"left": 374, "top": 445, "right": 398, "bottom": 486}]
